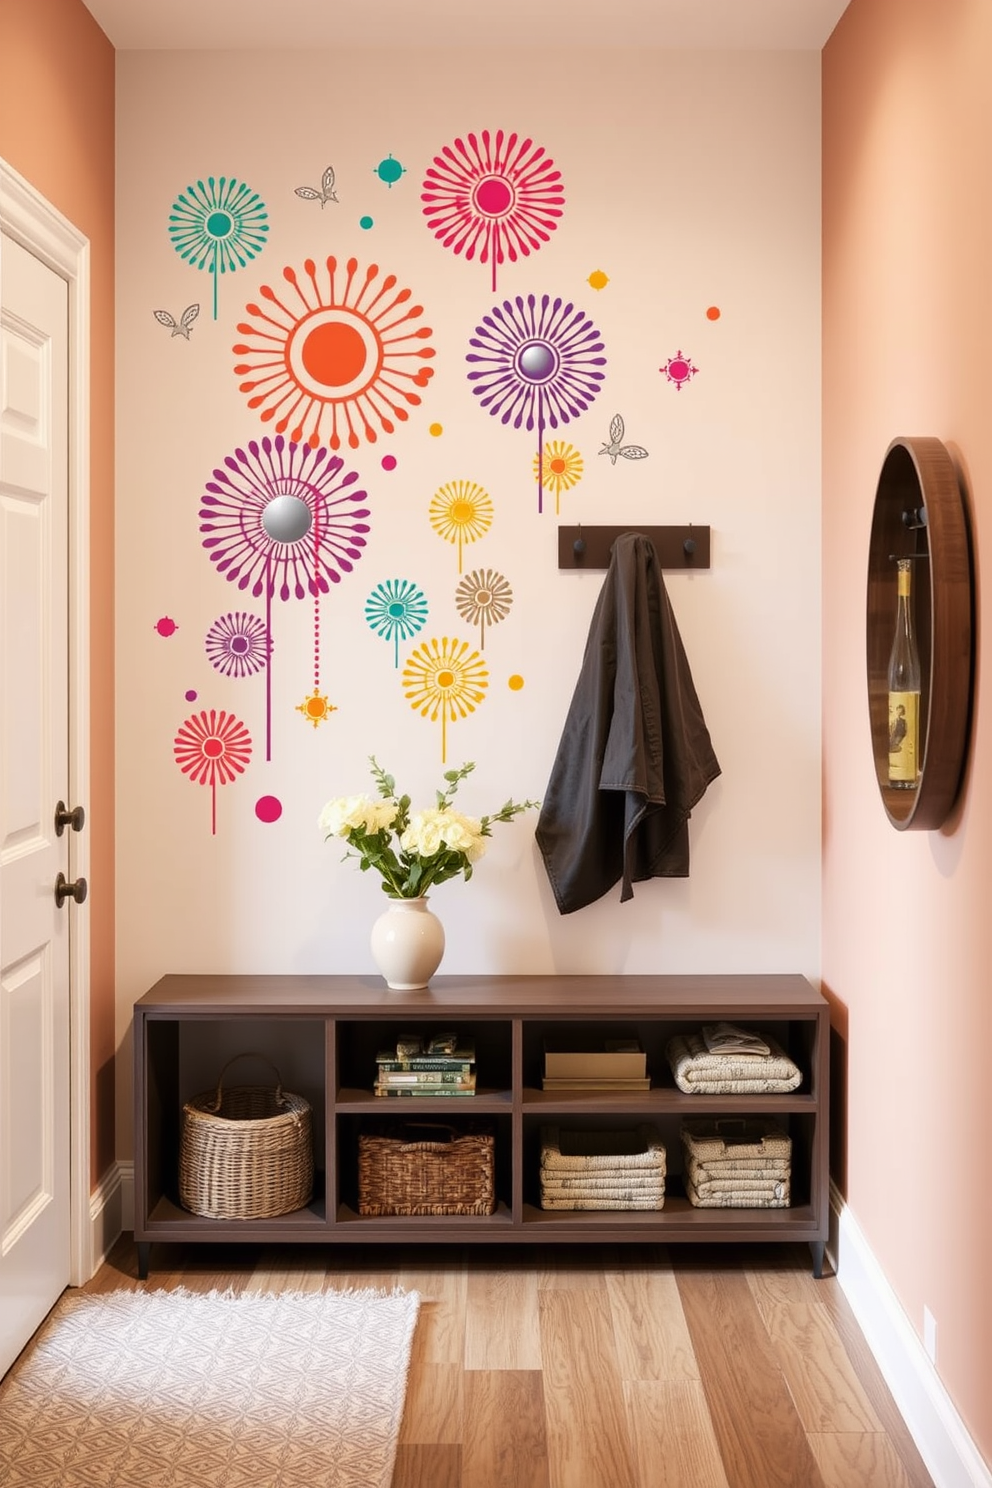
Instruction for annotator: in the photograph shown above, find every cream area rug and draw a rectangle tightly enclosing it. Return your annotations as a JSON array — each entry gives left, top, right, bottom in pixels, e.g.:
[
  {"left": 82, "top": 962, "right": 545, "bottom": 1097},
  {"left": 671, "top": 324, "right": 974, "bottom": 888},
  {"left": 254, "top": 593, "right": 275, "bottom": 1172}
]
[{"left": 0, "top": 1284, "right": 420, "bottom": 1487}]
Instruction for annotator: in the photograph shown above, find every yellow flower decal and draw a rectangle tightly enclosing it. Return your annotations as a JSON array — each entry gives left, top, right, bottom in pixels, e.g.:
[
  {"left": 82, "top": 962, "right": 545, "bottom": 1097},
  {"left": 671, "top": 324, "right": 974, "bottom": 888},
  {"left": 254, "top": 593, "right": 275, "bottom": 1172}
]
[
  {"left": 402, "top": 636, "right": 488, "bottom": 762},
  {"left": 429, "top": 480, "right": 493, "bottom": 572},
  {"left": 533, "top": 440, "right": 583, "bottom": 515}
]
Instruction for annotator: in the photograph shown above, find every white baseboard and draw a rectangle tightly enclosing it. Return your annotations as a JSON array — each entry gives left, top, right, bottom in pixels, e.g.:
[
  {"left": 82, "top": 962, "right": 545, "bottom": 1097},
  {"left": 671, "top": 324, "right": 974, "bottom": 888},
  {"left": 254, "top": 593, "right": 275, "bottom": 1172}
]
[
  {"left": 832, "top": 1183, "right": 992, "bottom": 1488},
  {"left": 88, "top": 1161, "right": 127, "bottom": 1275}
]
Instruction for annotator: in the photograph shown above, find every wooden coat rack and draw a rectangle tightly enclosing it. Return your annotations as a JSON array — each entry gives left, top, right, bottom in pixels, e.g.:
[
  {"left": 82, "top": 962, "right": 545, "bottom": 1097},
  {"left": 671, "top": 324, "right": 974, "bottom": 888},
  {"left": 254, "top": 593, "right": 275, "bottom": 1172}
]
[{"left": 557, "top": 525, "right": 711, "bottom": 570}]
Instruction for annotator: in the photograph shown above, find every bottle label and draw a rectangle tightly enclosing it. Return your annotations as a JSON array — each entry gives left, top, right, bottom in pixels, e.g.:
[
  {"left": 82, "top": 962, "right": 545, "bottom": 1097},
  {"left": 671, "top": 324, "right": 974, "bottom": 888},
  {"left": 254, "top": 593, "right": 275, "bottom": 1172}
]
[{"left": 888, "top": 691, "right": 920, "bottom": 782}]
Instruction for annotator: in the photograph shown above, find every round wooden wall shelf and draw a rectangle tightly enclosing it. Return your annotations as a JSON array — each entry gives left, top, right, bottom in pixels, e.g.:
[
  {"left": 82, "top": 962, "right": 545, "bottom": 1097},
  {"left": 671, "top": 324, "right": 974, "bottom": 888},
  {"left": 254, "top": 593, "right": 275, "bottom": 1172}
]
[{"left": 866, "top": 436, "right": 973, "bottom": 830}]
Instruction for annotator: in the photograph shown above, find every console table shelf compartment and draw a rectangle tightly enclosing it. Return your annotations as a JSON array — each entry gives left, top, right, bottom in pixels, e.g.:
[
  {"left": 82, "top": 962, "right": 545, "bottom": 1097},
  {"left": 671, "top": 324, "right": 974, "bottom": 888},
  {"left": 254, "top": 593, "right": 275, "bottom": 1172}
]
[{"left": 133, "top": 973, "right": 829, "bottom": 1277}]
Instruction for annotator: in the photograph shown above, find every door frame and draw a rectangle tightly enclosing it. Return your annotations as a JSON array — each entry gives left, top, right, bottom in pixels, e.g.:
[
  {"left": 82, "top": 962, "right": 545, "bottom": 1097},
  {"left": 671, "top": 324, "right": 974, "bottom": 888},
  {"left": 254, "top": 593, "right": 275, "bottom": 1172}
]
[{"left": 0, "top": 155, "right": 92, "bottom": 1287}]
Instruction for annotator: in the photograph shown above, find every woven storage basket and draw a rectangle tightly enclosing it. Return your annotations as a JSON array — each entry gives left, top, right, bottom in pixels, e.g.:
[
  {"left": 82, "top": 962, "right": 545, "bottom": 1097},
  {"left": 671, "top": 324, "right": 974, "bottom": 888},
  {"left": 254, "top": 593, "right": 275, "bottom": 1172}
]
[
  {"left": 179, "top": 1052, "right": 314, "bottom": 1220},
  {"left": 358, "top": 1121, "right": 496, "bottom": 1216}
]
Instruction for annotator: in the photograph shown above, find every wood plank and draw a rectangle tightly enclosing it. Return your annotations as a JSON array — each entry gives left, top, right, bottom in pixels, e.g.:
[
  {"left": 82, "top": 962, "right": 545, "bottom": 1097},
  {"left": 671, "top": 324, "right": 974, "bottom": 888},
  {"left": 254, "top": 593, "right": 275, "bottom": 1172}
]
[
  {"left": 392, "top": 1443, "right": 462, "bottom": 1488},
  {"left": 398, "top": 1360, "right": 463, "bottom": 1446},
  {"left": 462, "top": 1370, "right": 550, "bottom": 1488},
  {"left": 243, "top": 1246, "right": 327, "bottom": 1293},
  {"left": 539, "top": 1288, "right": 637, "bottom": 1488},
  {"left": 605, "top": 1263, "right": 699, "bottom": 1383},
  {"left": 807, "top": 1432, "right": 919, "bottom": 1488},
  {"left": 536, "top": 1244, "right": 619, "bottom": 1291},
  {"left": 677, "top": 1263, "right": 828, "bottom": 1488},
  {"left": 813, "top": 1278, "right": 937, "bottom": 1488},
  {"left": 394, "top": 1259, "right": 468, "bottom": 1368},
  {"left": 624, "top": 1380, "right": 731, "bottom": 1488},
  {"left": 755, "top": 1299, "right": 883, "bottom": 1434},
  {"left": 465, "top": 1261, "right": 543, "bottom": 1370}
]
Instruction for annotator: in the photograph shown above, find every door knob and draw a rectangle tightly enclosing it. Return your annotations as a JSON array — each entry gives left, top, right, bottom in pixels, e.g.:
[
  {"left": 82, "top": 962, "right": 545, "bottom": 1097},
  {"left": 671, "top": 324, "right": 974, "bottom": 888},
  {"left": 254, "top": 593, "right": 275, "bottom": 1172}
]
[
  {"left": 55, "top": 873, "right": 87, "bottom": 907},
  {"left": 55, "top": 801, "right": 85, "bottom": 836}
]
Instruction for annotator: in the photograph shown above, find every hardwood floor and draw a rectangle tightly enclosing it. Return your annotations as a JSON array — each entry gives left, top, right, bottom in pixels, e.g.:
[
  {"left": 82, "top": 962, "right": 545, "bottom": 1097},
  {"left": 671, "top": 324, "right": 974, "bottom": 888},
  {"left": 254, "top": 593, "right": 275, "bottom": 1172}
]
[{"left": 84, "top": 1237, "right": 934, "bottom": 1488}]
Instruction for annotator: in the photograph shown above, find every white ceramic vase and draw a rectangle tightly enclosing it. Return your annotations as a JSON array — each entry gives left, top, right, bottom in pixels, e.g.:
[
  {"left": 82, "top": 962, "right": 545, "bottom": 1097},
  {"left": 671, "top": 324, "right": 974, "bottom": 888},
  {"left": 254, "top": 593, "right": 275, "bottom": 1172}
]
[{"left": 369, "top": 896, "right": 445, "bottom": 990}]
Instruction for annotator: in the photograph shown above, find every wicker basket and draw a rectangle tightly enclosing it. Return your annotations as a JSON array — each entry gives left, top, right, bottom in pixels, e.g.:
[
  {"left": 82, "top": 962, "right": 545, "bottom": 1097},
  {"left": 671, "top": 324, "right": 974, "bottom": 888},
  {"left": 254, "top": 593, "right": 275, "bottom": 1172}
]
[
  {"left": 179, "top": 1052, "right": 314, "bottom": 1220},
  {"left": 358, "top": 1121, "right": 496, "bottom": 1216}
]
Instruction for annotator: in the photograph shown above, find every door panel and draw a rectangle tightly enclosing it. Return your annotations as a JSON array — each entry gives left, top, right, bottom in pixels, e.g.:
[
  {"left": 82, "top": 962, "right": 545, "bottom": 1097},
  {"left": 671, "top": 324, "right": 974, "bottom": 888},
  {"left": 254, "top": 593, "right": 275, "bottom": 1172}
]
[{"left": 0, "top": 230, "right": 71, "bottom": 1376}]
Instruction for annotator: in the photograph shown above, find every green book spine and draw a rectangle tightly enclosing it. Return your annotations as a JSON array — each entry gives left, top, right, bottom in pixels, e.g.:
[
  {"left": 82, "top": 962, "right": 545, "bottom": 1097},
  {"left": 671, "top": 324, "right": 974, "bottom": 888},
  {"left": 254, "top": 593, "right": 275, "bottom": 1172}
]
[
  {"left": 373, "top": 1086, "right": 478, "bottom": 1097},
  {"left": 376, "top": 1077, "right": 475, "bottom": 1089},
  {"left": 376, "top": 1054, "right": 474, "bottom": 1070}
]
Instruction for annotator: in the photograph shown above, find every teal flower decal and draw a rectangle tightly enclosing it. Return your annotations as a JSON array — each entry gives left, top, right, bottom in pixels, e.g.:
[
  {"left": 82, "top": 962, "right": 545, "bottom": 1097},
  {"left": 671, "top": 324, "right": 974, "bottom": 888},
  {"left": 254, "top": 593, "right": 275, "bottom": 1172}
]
[{"left": 168, "top": 175, "right": 269, "bottom": 319}]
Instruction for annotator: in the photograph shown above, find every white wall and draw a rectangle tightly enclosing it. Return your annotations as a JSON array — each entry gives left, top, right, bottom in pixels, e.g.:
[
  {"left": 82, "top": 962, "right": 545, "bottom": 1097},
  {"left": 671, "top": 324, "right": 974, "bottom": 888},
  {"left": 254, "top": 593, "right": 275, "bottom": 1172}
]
[{"left": 115, "top": 47, "right": 822, "bottom": 1147}]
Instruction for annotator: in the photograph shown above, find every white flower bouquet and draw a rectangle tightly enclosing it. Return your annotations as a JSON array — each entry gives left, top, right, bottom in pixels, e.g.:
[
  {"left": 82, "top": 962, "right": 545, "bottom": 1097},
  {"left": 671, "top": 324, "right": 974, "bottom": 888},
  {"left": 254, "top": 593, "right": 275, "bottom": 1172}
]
[{"left": 319, "top": 758, "right": 538, "bottom": 899}]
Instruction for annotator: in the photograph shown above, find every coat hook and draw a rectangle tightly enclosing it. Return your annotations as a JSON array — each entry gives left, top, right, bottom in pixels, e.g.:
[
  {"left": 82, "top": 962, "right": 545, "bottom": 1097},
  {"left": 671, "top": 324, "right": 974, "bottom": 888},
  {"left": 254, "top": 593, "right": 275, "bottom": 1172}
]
[{"left": 573, "top": 524, "right": 586, "bottom": 556}]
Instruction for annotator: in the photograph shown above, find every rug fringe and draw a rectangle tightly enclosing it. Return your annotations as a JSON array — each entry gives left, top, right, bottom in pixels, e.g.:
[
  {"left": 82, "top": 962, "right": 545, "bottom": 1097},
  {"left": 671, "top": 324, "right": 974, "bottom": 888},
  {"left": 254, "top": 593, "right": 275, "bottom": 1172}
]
[{"left": 129, "top": 1283, "right": 421, "bottom": 1305}]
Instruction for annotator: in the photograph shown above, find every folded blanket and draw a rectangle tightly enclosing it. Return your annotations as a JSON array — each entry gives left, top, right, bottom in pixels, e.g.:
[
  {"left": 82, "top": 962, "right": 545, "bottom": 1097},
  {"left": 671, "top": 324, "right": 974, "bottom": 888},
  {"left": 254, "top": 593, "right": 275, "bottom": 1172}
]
[
  {"left": 541, "top": 1170, "right": 666, "bottom": 1192},
  {"left": 686, "top": 1174, "right": 790, "bottom": 1201},
  {"left": 667, "top": 1033, "right": 801, "bottom": 1094},
  {"left": 684, "top": 1175, "right": 790, "bottom": 1209},
  {"left": 685, "top": 1155, "right": 791, "bottom": 1179},
  {"left": 541, "top": 1192, "right": 666, "bottom": 1211},
  {"left": 541, "top": 1124, "right": 666, "bottom": 1172},
  {"left": 680, "top": 1117, "right": 793, "bottom": 1164}
]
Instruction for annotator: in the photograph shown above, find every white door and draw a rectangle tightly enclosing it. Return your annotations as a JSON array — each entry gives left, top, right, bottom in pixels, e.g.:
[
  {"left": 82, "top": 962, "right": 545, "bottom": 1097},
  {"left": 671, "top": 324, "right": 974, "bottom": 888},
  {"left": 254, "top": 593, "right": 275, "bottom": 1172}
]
[{"left": 0, "top": 230, "right": 73, "bottom": 1376}]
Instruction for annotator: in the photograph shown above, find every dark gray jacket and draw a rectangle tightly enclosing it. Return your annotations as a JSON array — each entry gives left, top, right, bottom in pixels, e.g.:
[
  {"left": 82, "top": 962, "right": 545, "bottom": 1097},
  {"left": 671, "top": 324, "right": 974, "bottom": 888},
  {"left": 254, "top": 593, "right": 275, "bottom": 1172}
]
[{"left": 536, "top": 532, "right": 721, "bottom": 913}]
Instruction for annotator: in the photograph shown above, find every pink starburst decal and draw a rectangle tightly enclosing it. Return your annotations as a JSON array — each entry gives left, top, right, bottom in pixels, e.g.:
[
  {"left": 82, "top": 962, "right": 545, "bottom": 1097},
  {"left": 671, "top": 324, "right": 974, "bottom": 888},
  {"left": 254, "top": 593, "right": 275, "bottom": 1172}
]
[
  {"left": 661, "top": 350, "right": 698, "bottom": 391},
  {"left": 422, "top": 130, "right": 564, "bottom": 294}
]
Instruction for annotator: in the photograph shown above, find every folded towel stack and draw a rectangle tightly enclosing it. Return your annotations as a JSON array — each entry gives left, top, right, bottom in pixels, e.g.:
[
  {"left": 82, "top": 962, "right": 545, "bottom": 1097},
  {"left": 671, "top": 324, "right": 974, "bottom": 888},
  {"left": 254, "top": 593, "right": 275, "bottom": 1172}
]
[
  {"left": 540, "top": 1124, "right": 666, "bottom": 1210},
  {"left": 666, "top": 1030, "right": 802, "bottom": 1094},
  {"left": 680, "top": 1117, "right": 791, "bottom": 1208}
]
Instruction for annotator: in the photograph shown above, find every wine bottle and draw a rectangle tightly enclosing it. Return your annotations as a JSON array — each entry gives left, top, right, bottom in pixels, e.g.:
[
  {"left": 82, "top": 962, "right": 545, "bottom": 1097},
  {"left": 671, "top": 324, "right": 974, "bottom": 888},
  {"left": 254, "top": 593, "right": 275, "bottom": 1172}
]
[{"left": 887, "top": 557, "right": 921, "bottom": 788}]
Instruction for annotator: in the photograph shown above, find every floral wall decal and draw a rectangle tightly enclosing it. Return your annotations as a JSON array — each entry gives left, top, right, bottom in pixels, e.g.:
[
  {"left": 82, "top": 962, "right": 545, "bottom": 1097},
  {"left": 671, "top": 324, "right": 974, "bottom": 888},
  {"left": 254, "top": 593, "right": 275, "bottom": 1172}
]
[
  {"left": 233, "top": 256, "right": 435, "bottom": 451},
  {"left": 173, "top": 708, "right": 252, "bottom": 836},
  {"left": 168, "top": 176, "right": 268, "bottom": 320},
  {"left": 466, "top": 293, "right": 605, "bottom": 512},
  {"left": 533, "top": 440, "right": 584, "bottom": 514},
  {"left": 455, "top": 568, "right": 513, "bottom": 649},
  {"left": 429, "top": 480, "right": 494, "bottom": 573},
  {"left": 205, "top": 611, "right": 271, "bottom": 678},
  {"left": 198, "top": 434, "right": 370, "bottom": 758},
  {"left": 402, "top": 635, "right": 489, "bottom": 762},
  {"left": 422, "top": 131, "right": 564, "bottom": 293},
  {"left": 365, "top": 578, "right": 429, "bottom": 667}
]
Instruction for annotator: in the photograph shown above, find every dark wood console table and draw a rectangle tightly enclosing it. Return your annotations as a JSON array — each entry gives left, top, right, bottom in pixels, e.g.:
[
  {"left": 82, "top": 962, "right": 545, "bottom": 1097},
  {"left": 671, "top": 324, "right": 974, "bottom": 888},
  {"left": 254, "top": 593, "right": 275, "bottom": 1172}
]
[{"left": 133, "top": 973, "right": 829, "bottom": 1278}]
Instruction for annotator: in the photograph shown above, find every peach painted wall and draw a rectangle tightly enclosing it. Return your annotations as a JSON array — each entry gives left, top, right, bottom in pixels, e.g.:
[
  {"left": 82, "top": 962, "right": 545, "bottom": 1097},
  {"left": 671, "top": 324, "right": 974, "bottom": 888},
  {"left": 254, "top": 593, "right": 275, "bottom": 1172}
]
[
  {"left": 823, "top": 0, "right": 991, "bottom": 1465},
  {"left": 0, "top": 0, "right": 116, "bottom": 1183}
]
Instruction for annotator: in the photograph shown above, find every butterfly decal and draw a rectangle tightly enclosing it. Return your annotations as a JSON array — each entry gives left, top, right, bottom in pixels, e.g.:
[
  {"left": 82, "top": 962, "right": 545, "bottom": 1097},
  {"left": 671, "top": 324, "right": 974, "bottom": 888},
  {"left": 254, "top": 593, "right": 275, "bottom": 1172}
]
[
  {"left": 295, "top": 166, "right": 339, "bottom": 208},
  {"left": 153, "top": 304, "right": 200, "bottom": 339},
  {"left": 599, "top": 414, "right": 649, "bottom": 465}
]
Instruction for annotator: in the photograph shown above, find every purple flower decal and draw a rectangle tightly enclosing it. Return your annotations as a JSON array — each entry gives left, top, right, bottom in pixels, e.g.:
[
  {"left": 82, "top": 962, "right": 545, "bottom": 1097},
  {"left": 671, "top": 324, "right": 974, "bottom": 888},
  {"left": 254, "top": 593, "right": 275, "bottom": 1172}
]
[{"left": 466, "top": 294, "right": 606, "bottom": 512}]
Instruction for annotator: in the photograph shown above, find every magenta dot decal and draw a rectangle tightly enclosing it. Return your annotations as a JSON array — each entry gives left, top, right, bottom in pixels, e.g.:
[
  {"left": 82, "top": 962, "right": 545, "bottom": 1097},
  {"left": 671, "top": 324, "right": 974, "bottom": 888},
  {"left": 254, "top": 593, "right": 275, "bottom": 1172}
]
[
  {"left": 381, "top": 454, "right": 397, "bottom": 471},
  {"left": 660, "top": 350, "right": 698, "bottom": 391},
  {"left": 185, "top": 689, "right": 198, "bottom": 702},
  {"left": 154, "top": 617, "right": 179, "bottom": 637},
  {"left": 255, "top": 795, "right": 283, "bottom": 823}
]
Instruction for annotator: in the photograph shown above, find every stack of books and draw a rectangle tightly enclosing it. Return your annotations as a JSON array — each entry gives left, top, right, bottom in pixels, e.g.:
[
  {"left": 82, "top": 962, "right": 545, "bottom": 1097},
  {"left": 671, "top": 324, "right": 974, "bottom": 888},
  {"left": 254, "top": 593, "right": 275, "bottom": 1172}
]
[
  {"left": 542, "top": 1039, "right": 649, "bottom": 1091},
  {"left": 375, "top": 1031, "right": 477, "bottom": 1097}
]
